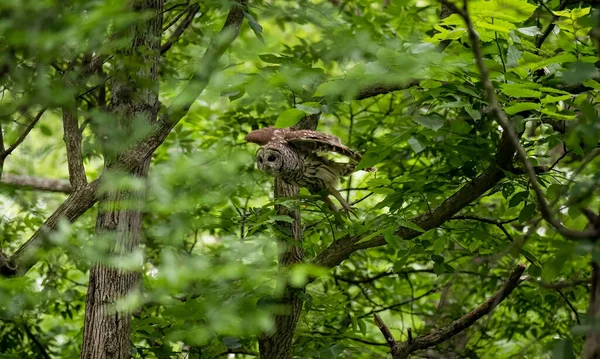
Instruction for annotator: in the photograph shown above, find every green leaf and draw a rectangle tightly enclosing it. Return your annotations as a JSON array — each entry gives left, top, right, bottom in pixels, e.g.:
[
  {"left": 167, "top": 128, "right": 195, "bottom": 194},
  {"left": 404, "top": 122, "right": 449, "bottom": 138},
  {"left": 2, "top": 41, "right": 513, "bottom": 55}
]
[
  {"left": 40, "top": 124, "right": 53, "bottom": 136},
  {"left": 275, "top": 109, "right": 305, "bottom": 128},
  {"left": 243, "top": 10, "right": 264, "bottom": 42},
  {"left": 431, "top": 254, "right": 444, "bottom": 263},
  {"left": 519, "top": 203, "right": 536, "bottom": 222},
  {"left": 413, "top": 115, "right": 444, "bottom": 131},
  {"left": 295, "top": 103, "right": 321, "bottom": 114},
  {"left": 517, "top": 26, "right": 541, "bottom": 36},
  {"left": 505, "top": 102, "right": 540, "bottom": 115},
  {"left": 541, "top": 109, "right": 577, "bottom": 120},
  {"left": 541, "top": 94, "right": 571, "bottom": 104},
  {"left": 500, "top": 84, "right": 542, "bottom": 98},
  {"left": 509, "top": 191, "right": 528, "bottom": 208},
  {"left": 583, "top": 79, "right": 600, "bottom": 89},
  {"left": 358, "top": 319, "right": 367, "bottom": 336},
  {"left": 552, "top": 339, "right": 575, "bottom": 359},
  {"left": 408, "top": 137, "right": 426, "bottom": 154},
  {"left": 355, "top": 152, "right": 380, "bottom": 171},
  {"left": 397, "top": 219, "right": 425, "bottom": 233},
  {"left": 271, "top": 215, "right": 295, "bottom": 223}
]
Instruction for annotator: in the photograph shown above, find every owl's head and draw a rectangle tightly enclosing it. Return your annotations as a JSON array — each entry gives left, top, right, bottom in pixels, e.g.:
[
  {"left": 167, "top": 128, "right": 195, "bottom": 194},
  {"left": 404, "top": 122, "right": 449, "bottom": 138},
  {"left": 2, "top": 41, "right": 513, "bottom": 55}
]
[{"left": 256, "top": 147, "right": 284, "bottom": 175}]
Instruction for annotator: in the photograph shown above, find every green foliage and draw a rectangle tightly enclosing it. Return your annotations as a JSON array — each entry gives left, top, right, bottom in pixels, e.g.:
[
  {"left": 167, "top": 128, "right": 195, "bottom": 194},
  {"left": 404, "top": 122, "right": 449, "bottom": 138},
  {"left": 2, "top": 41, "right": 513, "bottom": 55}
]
[{"left": 1, "top": 0, "right": 599, "bottom": 358}]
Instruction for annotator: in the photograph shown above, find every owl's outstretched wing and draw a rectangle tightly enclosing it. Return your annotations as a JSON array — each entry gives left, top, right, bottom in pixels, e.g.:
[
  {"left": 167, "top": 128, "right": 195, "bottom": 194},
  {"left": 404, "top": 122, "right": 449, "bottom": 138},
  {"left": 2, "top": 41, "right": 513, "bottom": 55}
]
[{"left": 283, "top": 130, "right": 362, "bottom": 163}]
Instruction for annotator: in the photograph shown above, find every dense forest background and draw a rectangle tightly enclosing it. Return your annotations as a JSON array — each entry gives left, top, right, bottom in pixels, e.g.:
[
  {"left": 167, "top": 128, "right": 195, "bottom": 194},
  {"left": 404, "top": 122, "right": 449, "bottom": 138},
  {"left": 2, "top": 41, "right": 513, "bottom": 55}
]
[{"left": 0, "top": 0, "right": 599, "bottom": 358}]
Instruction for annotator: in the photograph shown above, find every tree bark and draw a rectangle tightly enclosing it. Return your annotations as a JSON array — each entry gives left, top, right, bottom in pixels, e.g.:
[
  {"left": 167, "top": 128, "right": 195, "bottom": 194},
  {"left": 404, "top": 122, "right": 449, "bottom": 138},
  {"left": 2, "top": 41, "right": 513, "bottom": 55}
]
[
  {"left": 584, "top": 263, "right": 600, "bottom": 359},
  {"left": 258, "top": 115, "right": 319, "bottom": 359},
  {"left": 81, "top": 1, "right": 162, "bottom": 358}
]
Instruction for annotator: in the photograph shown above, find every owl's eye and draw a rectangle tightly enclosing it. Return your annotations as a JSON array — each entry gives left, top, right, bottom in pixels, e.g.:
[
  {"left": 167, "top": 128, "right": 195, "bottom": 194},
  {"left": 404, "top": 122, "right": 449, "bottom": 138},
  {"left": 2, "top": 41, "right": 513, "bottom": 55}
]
[
  {"left": 267, "top": 155, "right": 277, "bottom": 162},
  {"left": 258, "top": 157, "right": 263, "bottom": 163}
]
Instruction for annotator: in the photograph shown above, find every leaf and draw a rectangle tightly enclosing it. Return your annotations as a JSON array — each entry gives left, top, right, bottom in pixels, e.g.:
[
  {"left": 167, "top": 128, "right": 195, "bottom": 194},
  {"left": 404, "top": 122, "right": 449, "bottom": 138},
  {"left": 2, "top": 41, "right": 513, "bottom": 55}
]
[
  {"left": 509, "top": 191, "right": 528, "bottom": 208},
  {"left": 243, "top": 10, "right": 263, "bottom": 42},
  {"left": 397, "top": 219, "right": 425, "bottom": 233},
  {"left": 500, "top": 84, "right": 542, "bottom": 98},
  {"left": 275, "top": 109, "right": 305, "bottom": 128},
  {"left": 413, "top": 115, "right": 444, "bottom": 131},
  {"left": 408, "top": 137, "right": 425, "bottom": 154},
  {"left": 271, "top": 215, "right": 295, "bottom": 223},
  {"left": 505, "top": 102, "right": 540, "bottom": 115},
  {"left": 465, "top": 106, "right": 481, "bottom": 120},
  {"left": 358, "top": 319, "right": 367, "bottom": 336},
  {"left": 355, "top": 152, "right": 380, "bottom": 171},
  {"left": 561, "top": 62, "right": 600, "bottom": 86},
  {"left": 295, "top": 103, "right": 321, "bottom": 114},
  {"left": 541, "top": 109, "right": 577, "bottom": 120},
  {"left": 40, "top": 124, "right": 53, "bottom": 136},
  {"left": 541, "top": 94, "right": 571, "bottom": 104},
  {"left": 431, "top": 254, "right": 444, "bottom": 263},
  {"left": 517, "top": 26, "right": 541, "bottom": 36},
  {"left": 506, "top": 45, "right": 522, "bottom": 68},
  {"left": 519, "top": 203, "right": 537, "bottom": 222},
  {"left": 583, "top": 79, "right": 600, "bottom": 89},
  {"left": 552, "top": 339, "right": 575, "bottom": 359}
]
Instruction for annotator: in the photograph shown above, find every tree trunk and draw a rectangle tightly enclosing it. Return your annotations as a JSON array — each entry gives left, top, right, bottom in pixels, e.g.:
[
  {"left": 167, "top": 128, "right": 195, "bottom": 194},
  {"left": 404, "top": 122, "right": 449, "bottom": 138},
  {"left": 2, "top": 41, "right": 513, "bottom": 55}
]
[
  {"left": 259, "top": 115, "right": 319, "bottom": 359},
  {"left": 81, "top": 1, "right": 162, "bottom": 358},
  {"left": 584, "top": 263, "right": 600, "bottom": 359}
]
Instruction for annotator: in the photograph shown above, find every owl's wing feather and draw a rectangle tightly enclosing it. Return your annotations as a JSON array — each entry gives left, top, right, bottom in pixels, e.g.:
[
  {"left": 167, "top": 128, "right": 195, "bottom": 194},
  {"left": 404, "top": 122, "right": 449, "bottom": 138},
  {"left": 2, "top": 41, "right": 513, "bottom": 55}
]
[{"left": 284, "top": 130, "right": 362, "bottom": 163}]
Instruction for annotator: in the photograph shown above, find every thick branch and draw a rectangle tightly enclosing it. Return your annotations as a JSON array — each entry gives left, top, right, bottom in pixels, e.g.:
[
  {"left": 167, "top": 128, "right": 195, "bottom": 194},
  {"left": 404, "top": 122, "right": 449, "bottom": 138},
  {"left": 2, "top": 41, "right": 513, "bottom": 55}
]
[
  {"left": 355, "top": 80, "right": 421, "bottom": 100},
  {"left": 62, "top": 105, "right": 87, "bottom": 189},
  {"left": 453, "top": 0, "right": 599, "bottom": 240},
  {"left": 391, "top": 264, "right": 526, "bottom": 359},
  {"left": 313, "top": 130, "right": 515, "bottom": 269},
  {"left": 0, "top": 174, "right": 72, "bottom": 193}
]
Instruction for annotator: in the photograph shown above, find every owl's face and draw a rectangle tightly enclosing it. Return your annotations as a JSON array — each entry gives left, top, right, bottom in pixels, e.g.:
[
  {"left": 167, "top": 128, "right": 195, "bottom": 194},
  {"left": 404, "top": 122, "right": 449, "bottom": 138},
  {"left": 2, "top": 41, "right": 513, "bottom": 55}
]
[{"left": 256, "top": 147, "right": 284, "bottom": 176}]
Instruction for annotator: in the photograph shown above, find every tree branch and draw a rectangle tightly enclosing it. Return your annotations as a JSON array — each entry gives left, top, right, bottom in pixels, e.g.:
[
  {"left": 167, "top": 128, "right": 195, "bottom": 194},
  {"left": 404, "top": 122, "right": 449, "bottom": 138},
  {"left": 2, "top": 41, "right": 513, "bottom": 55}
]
[
  {"left": 0, "top": 108, "right": 47, "bottom": 161},
  {"left": 535, "top": 0, "right": 570, "bottom": 49},
  {"left": 355, "top": 80, "right": 422, "bottom": 100},
  {"left": 451, "top": 0, "right": 599, "bottom": 240},
  {"left": 0, "top": 1, "right": 247, "bottom": 277},
  {"left": 160, "top": 4, "right": 200, "bottom": 54},
  {"left": 390, "top": 264, "right": 526, "bottom": 359},
  {"left": 62, "top": 105, "right": 87, "bottom": 189},
  {"left": 0, "top": 174, "right": 72, "bottom": 193},
  {"left": 374, "top": 313, "right": 397, "bottom": 352},
  {"left": 313, "top": 130, "right": 516, "bottom": 269}
]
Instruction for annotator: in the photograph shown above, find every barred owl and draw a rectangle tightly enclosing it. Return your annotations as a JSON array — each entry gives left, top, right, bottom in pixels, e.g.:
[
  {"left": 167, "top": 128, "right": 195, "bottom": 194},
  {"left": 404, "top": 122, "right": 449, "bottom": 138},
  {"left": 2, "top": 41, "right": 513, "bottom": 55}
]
[{"left": 245, "top": 127, "right": 374, "bottom": 212}]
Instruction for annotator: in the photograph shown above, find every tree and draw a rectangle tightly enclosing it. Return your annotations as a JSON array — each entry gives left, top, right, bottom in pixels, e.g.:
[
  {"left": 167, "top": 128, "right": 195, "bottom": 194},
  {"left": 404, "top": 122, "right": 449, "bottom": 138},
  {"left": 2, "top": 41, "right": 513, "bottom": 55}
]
[{"left": 0, "top": 0, "right": 599, "bottom": 358}]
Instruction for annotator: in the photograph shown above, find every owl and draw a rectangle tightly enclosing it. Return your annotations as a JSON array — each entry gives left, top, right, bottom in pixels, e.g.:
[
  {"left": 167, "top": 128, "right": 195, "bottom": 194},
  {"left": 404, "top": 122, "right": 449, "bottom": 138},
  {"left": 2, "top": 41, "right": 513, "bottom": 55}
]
[{"left": 245, "top": 127, "right": 374, "bottom": 212}]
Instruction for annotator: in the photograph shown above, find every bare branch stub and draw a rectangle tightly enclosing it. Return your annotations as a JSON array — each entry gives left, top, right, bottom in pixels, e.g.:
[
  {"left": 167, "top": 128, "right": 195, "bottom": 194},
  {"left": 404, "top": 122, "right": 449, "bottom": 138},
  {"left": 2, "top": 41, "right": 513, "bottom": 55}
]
[{"left": 374, "top": 313, "right": 397, "bottom": 351}]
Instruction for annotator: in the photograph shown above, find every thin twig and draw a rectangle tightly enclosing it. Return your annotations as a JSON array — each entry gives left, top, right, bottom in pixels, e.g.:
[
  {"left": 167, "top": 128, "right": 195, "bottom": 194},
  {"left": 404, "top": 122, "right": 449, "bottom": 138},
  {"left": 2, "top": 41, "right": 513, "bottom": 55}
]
[
  {"left": 0, "top": 108, "right": 47, "bottom": 160},
  {"left": 161, "top": 4, "right": 200, "bottom": 54},
  {"left": 535, "top": 0, "right": 570, "bottom": 49}
]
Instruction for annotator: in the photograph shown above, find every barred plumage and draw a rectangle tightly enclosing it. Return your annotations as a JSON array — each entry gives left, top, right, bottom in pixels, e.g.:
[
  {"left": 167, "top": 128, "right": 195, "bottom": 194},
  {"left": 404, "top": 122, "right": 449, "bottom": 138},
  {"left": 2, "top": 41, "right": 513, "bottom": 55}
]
[{"left": 246, "top": 127, "right": 374, "bottom": 212}]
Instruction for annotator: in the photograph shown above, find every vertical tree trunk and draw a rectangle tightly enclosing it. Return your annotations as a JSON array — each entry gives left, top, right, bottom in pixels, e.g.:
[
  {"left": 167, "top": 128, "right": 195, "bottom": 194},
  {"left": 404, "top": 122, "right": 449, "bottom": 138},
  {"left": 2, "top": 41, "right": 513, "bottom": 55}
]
[
  {"left": 259, "top": 115, "right": 319, "bottom": 359},
  {"left": 81, "top": 1, "right": 163, "bottom": 358},
  {"left": 584, "top": 263, "right": 600, "bottom": 359}
]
